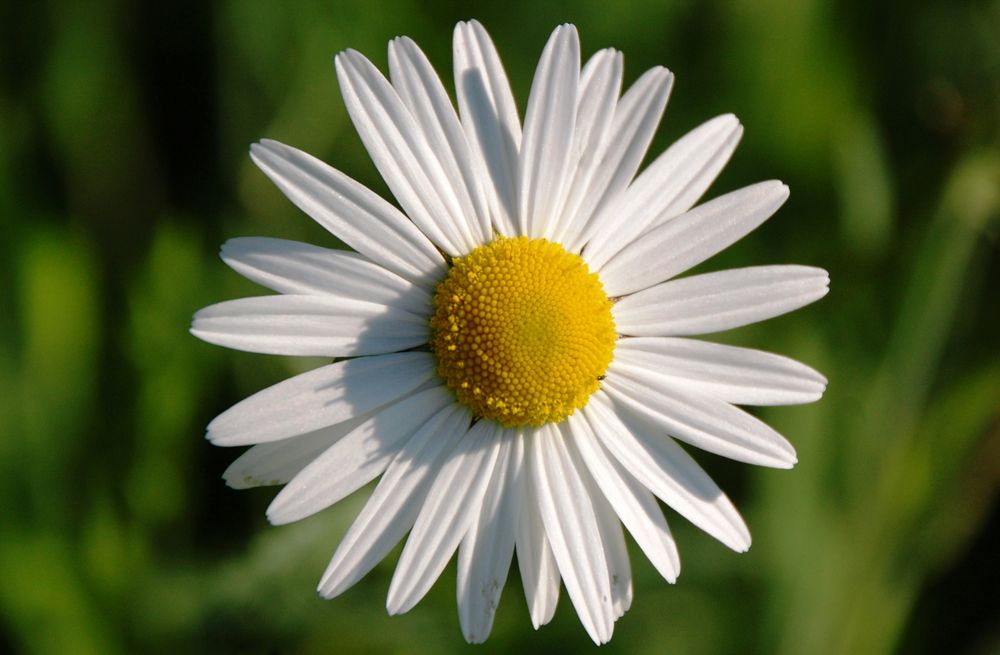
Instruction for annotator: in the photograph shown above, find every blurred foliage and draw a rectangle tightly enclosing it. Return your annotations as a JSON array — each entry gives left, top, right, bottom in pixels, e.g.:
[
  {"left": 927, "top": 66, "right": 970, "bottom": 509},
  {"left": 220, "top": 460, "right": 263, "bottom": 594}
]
[{"left": 1, "top": 0, "right": 998, "bottom": 653}]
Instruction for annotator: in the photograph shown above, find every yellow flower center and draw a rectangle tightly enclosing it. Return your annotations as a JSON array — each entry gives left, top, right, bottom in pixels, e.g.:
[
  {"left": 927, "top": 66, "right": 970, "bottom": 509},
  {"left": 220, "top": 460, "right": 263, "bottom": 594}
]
[{"left": 430, "top": 237, "right": 616, "bottom": 427}]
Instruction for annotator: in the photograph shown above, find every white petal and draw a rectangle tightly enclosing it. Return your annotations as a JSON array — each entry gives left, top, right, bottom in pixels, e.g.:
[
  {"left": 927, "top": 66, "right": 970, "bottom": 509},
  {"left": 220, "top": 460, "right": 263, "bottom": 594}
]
[
  {"left": 584, "top": 114, "right": 743, "bottom": 270},
  {"left": 249, "top": 139, "right": 445, "bottom": 286},
  {"left": 191, "top": 294, "right": 428, "bottom": 357},
  {"left": 566, "top": 413, "right": 680, "bottom": 583},
  {"left": 387, "top": 419, "right": 503, "bottom": 614},
  {"left": 453, "top": 20, "right": 521, "bottom": 237},
  {"left": 335, "top": 50, "right": 475, "bottom": 255},
  {"left": 223, "top": 414, "right": 370, "bottom": 489},
  {"left": 613, "top": 337, "right": 827, "bottom": 405},
  {"left": 388, "top": 37, "right": 490, "bottom": 246},
  {"left": 639, "top": 115, "right": 745, "bottom": 234},
  {"left": 515, "top": 432, "right": 560, "bottom": 628},
  {"left": 562, "top": 66, "right": 674, "bottom": 254},
  {"left": 574, "top": 49, "right": 623, "bottom": 165},
  {"left": 593, "top": 491, "right": 632, "bottom": 619},
  {"left": 457, "top": 432, "right": 520, "bottom": 643},
  {"left": 266, "top": 386, "right": 453, "bottom": 525},
  {"left": 207, "top": 352, "right": 436, "bottom": 446},
  {"left": 519, "top": 24, "right": 580, "bottom": 238},
  {"left": 584, "top": 393, "right": 751, "bottom": 551},
  {"left": 317, "top": 403, "right": 471, "bottom": 598},
  {"left": 613, "top": 265, "right": 830, "bottom": 336},
  {"left": 603, "top": 374, "right": 797, "bottom": 468},
  {"left": 550, "top": 49, "right": 623, "bottom": 244},
  {"left": 598, "top": 181, "right": 789, "bottom": 296},
  {"left": 531, "top": 424, "right": 614, "bottom": 645},
  {"left": 562, "top": 423, "right": 632, "bottom": 619},
  {"left": 220, "top": 237, "right": 432, "bottom": 315}
]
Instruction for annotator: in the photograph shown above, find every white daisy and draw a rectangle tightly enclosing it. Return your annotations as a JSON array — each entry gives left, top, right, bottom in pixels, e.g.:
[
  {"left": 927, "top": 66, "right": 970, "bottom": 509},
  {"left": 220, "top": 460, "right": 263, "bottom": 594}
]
[{"left": 192, "top": 20, "right": 828, "bottom": 644}]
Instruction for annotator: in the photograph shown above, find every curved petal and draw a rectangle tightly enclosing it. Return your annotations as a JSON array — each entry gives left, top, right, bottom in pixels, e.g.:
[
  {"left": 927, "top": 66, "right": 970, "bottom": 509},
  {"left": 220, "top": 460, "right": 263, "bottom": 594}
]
[
  {"left": 266, "top": 386, "right": 453, "bottom": 525},
  {"left": 190, "top": 294, "right": 428, "bottom": 357},
  {"left": 336, "top": 49, "right": 476, "bottom": 255},
  {"left": 573, "top": 49, "right": 623, "bottom": 165},
  {"left": 457, "top": 431, "right": 520, "bottom": 643},
  {"left": 584, "top": 114, "right": 743, "bottom": 269},
  {"left": 249, "top": 140, "right": 445, "bottom": 286},
  {"left": 206, "top": 352, "right": 437, "bottom": 446},
  {"left": 389, "top": 36, "right": 490, "bottom": 246},
  {"left": 387, "top": 419, "right": 504, "bottom": 614},
  {"left": 564, "top": 426, "right": 633, "bottom": 619},
  {"left": 612, "top": 337, "right": 827, "bottom": 405},
  {"left": 598, "top": 180, "right": 789, "bottom": 296},
  {"left": 562, "top": 66, "right": 674, "bottom": 254},
  {"left": 613, "top": 265, "right": 830, "bottom": 336},
  {"left": 515, "top": 431, "right": 560, "bottom": 628},
  {"left": 583, "top": 393, "right": 751, "bottom": 551},
  {"left": 223, "top": 414, "right": 370, "bottom": 488},
  {"left": 453, "top": 20, "right": 521, "bottom": 237},
  {"left": 566, "top": 413, "right": 680, "bottom": 582},
  {"left": 550, "top": 49, "right": 623, "bottom": 244},
  {"left": 603, "top": 374, "right": 797, "bottom": 468},
  {"left": 221, "top": 237, "right": 432, "bottom": 315},
  {"left": 531, "top": 423, "right": 614, "bottom": 645},
  {"left": 519, "top": 24, "right": 580, "bottom": 238},
  {"left": 317, "top": 403, "right": 471, "bottom": 598}
]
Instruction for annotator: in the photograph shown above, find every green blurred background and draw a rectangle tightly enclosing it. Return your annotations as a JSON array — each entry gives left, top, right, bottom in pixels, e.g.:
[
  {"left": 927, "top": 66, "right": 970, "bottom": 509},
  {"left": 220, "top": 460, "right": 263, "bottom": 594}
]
[{"left": 1, "top": 0, "right": 998, "bottom": 653}]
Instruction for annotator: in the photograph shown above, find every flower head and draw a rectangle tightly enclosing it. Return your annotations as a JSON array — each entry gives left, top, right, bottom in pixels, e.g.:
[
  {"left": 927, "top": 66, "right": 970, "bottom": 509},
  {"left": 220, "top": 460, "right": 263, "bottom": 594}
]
[{"left": 192, "top": 20, "right": 828, "bottom": 644}]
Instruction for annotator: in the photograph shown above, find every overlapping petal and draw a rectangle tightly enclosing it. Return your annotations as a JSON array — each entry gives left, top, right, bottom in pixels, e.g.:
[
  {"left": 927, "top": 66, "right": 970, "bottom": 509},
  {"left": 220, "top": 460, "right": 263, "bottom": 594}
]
[
  {"left": 221, "top": 237, "right": 432, "bottom": 315},
  {"left": 336, "top": 49, "right": 478, "bottom": 255},
  {"left": 583, "top": 393, "right": 752, "bottom": 551},
  {"left": 222, "top": 415, "right": 371, "bottom": 488},
  {"left": 566, "top": 413, "right": 680, "bottom": 582},
  {"left": 603, "top": 374, "right": 797, "bottom": 468},
  {"left": 598, "top": 181, "right": 790, "bottom": 296},
  {"left": 514, "top": 433, "right": 561, "bottom": 628},
  {"left": 612, "top": 337, "right": 827, "bottom": 405},
  {"left": 562, "top": 66, "right": 674, "bottom": 253},
  {"left": 613, "top": 265, "right": 830, "bottom": 336},
  {"left": 453, "top": 20, "right": 521, "bottom": 237},
  {"left": 549, "top": 49, "right": 623, "bottom": 243},
  {"left": 266, "top": 387, "right": 453, "bottom": 525},
  {"left": 191, "top": 294, "right": 429, "bottom": 358},
  {"left": 318, "top": 403, "right": 471, "bottom": 598},
  {"left": 388, "top": 36, "right": 491, "bottom": 246},
  {"left": 249, "top": 139, "right": 444, "bottom": 286},
  {"left": 520, "top": 24, "right": 580, "bottom": 238},
  {"left": 206, "top": 352, "right": 436, "bottom": 446},
  {"left": 387, "top": 419, "right": 503, "bottom": 614},
  {"left": 457, "top": 433, "right": 520, "bottom": 642},
  {"left": 583, "top": 114, "right": 743, "bottom": 269},
  {"left": 530, "top": 423, "right": 614, "bottom": 644}
]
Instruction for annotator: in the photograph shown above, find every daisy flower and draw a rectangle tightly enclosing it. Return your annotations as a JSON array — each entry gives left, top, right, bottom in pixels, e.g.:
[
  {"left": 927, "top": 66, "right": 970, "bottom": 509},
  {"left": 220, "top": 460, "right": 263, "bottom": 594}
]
[{"left": 192, "top": 20, "right": 828, "bottom": 644}]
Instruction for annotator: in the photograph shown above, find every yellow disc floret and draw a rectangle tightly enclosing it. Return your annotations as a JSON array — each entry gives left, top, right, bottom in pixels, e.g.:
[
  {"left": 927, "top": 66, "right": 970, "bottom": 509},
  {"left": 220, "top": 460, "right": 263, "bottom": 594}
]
[{"left": 430, "top": 237, "right": 616, "bottom": 427}]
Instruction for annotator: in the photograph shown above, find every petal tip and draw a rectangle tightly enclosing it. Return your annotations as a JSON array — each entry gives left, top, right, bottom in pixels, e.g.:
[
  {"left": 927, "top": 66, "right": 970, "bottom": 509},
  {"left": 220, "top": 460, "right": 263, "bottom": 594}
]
[
  {"left": 317, "top": 575, "right": 341, "bottom": 600},
  {"left": 385, "top": 596, "right": 407, "bottom": 617},
  {"left": 204, "top": 426, "right": 220, "bottom": 444},
  {"left": 218, "top": 238, "right": 245, "bottom": 262},
  {"left": 189, "top": 324, "right": 210, "bottom": 342},
  {"left": 265, "top": 495, "right": 296, "bottom": 526}
]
